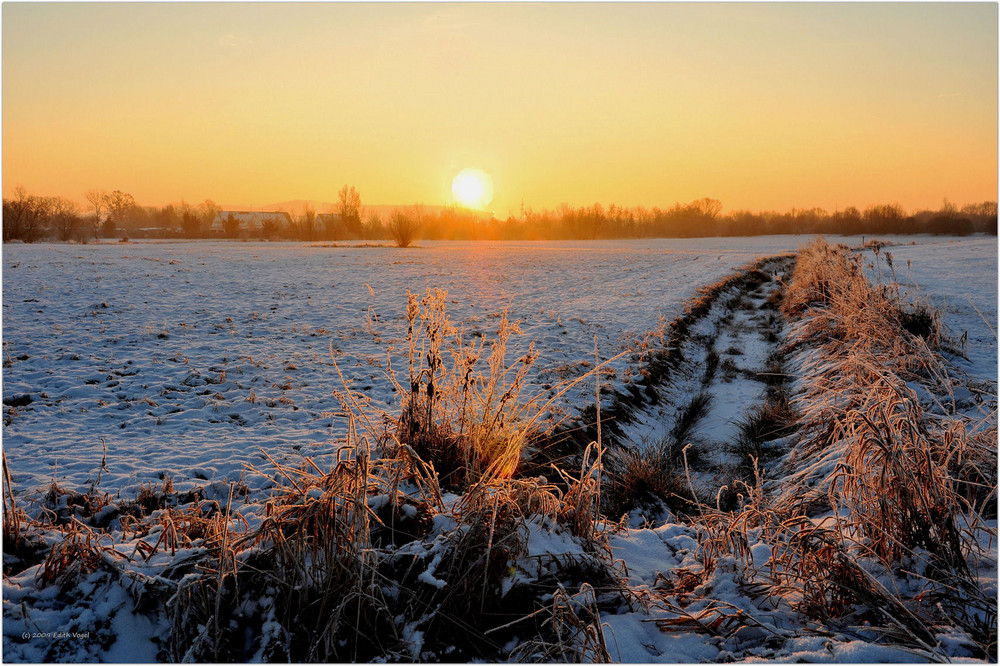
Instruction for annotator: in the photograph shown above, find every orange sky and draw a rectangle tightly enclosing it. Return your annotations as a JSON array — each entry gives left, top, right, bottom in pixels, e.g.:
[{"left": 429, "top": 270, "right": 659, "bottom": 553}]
[{"left": 3, "top": 2, "right": 997, "bottom": 217}]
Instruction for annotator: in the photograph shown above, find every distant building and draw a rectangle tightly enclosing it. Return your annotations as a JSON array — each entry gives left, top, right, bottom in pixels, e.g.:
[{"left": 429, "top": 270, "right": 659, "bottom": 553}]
[
  {"left": 314, "top": 213, "right": 343, "bottom": 230},
  {"left": 210, "top": 211, "right": 293, "bottom": 235}
]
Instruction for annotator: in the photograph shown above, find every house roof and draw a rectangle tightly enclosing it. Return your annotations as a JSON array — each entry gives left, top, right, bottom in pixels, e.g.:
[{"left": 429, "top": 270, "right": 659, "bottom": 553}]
[{"left": 210, "top": 211, "right": 293, "bottom": 230}]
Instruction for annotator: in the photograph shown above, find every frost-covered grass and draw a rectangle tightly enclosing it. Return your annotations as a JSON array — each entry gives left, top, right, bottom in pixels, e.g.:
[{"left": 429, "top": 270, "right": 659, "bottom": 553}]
[
  {"left": 695, "top": 238, "right": 997, "bottom": 659},
  {"left": 862, "top": 236, "right": 997, "bottom": 388},
  {"left": 2, "top": 234, "right": 996, "bottom": 662}
]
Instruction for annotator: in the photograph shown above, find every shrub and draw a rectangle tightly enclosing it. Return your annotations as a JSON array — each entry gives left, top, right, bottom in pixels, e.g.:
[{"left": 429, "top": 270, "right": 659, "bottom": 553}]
[{"left": 389, "top": 207, "right": 421, "bottom": 248}]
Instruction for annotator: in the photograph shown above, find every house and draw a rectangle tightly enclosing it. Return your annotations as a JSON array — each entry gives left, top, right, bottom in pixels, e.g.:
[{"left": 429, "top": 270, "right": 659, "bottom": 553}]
[{"left": 209, "top": 211, "right": 293, "bottom": 235}]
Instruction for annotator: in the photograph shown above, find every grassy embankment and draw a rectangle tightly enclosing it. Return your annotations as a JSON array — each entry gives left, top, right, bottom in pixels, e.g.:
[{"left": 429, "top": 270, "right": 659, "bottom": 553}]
[{"left": 694, "top": 238, "right": 996, "bottom": 658}]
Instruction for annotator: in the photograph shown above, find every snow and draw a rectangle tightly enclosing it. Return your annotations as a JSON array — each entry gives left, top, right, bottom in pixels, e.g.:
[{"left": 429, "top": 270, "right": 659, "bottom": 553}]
[
  {"left": 861, "top": 237, "right": 997, "bottom": 388},
  {"left": 2, "top": 234, "right": 995, "bottom": 663},
  {"left": 602, "top": 613, "right": 722, "bottom": 662},
  {"left": 416, "top": 549, "right": 448, "bottom": 589},
  {"left": 3, "top": 237, "right": 809, "bottom": 498},
  {"left": 524, "top": 518, "right": 586, "bottom": 558},
  {"left": 2, "top": 570, "right": 166, "bottom": 663}
]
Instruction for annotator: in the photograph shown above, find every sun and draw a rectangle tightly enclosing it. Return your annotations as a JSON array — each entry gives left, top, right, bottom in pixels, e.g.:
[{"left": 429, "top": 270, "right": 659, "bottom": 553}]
[{"left": 451, "top": 168, "right": 494, "bottom": 209}]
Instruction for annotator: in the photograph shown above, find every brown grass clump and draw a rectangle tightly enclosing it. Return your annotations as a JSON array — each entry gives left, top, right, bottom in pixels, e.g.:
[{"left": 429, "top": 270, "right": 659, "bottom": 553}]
[
  {"left": 393, "top": 440, "right": 624, "bottom": 658},
  {"left": 3, "top": 452, "right": 28, "bottom": 549},
  {"left": 5, "top": 285, "right": 645, "bottom": 662},
  {"left": 130, "top": 498, "right": 244, "bottom": 562},
  {"left": 36, "top": 521, "right": 115, "bottom": 588},
  {"left": 601, "top": 390, "right": 716, "bottom": 520},
  {"left": 782, "top": 239, "right": 945, "bottom": 369},
  {"left": 37, "top": 478, "right": 114, "bottom": 527},
  {"left": 556, "top": 442, "right": 606, "bottom": 544},
  {"left": 783, "top": 240, "right": 992, "bottom": 570},
  {"left": 726, "top": 394, "right": 797, "bottom": 488},
  {"left": 161, "top": 444, "right": 627, "bottom": 661},
  {"left": 507, "top": 584, "right": 613, "bottom": 662},
  {"left": 166, "top": 434, "right": 395, "bottom": 662},
  {"left": 602, "top": 442, "right": 696, "bottom": 520},
  {"left": 393, "top": 288, "right": 540, "bottom": 489},
  {"left": 831, "top": 383, "right": 967, "bottom": 569},
  {"left": 161, "top": 334, "right": 628, "bottom": 663}
]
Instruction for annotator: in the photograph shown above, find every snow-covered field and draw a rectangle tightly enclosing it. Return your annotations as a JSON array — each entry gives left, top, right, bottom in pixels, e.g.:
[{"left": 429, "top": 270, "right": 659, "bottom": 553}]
[
  {"left": 2, "top": 234, "right": 996, "bottom": 663},
  {"left": 2, "top": 237, "right": 794, "bottom": 498},
  {"left": 876, "top": 236, "right": 997, "bottom": 385},
  {"left": 2, "top": 235, "right": 994, "bottom": 501}
]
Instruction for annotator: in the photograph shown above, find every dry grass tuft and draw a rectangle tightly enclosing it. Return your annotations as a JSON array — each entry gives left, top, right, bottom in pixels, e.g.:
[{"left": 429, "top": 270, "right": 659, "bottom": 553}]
[
  {"left": 160, "top": 443, "right": 628, "bottom": 660},
  {"left": 602, "top": 442, "right": 696, "bottom": 520},
  {"left": 167, "top": 431, "right": 394, "bottom": 661},
  {"left": 727, "top": 394, "right": 797, "bottom": 486},
  {"left": 36, "top": 521, "right": 116, "bottom": 588},
  {"left": 393, "top": 288, "right": 540, "bottom": 489},
  {"left": 3, "top": 452, "right": 28, "bottom": 550},
  {"left": 507, "top": 584, "right": 613, "bottom": 662}
]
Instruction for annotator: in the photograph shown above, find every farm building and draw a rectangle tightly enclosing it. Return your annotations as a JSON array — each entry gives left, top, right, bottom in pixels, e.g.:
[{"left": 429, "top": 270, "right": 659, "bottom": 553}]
[
  {"left": 314, "top": 213, "right": 343, "bottom": 229},
  {"left": 209, "top": 211, "right": 293, "bottom": 235}
]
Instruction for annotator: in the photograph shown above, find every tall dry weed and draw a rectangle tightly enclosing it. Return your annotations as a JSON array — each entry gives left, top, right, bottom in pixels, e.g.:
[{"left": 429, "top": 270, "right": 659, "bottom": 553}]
[{"left": 392, "top": 289, "right": 540, "bottom": 489}]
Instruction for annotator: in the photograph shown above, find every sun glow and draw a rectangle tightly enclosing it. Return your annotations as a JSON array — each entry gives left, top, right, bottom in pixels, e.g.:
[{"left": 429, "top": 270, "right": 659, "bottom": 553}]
[{"left": 451, "top": 169, "right": 494, "bottom": 209}]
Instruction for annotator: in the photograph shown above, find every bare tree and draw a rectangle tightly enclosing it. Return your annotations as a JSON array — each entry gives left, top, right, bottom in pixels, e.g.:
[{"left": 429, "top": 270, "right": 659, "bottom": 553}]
[
  {"left": 864, "top": 203, "right": 906, "bottom": 234},
  {"left": 85, "top": 189, "right": 107, "bottom": 240},
  {"left": 105, "top": 190, "right": 136, "bottom": 230},
  {"left": 49, "top": 197, "right": 82, "bottom": 241},
  {"left": 338, "top": 185, "right": 362, "bottom": 238},
  {"left": 2, "top": 187, "right": 30, "bottom": 242},
  {"left": 297, "top": 207, "right": 316, "bottom": 240},
  {"left": 198, "top": 199, "right": 220, "bottom": 236},
  {"left": 3, "top": 186, "right": 50, "bottom": 242}
]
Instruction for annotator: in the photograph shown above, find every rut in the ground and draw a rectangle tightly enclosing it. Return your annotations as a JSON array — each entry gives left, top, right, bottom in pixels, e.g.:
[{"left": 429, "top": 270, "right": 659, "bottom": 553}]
[{"left": 580, "top": 255, "right": 797, "bottom": 520}]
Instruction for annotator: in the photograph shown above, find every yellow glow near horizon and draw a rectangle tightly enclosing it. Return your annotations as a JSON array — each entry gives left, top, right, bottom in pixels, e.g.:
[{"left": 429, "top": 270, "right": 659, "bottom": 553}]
[
  {"left": 452, "top": 169, "right": 493, "bottom": 209},
  {"left": 2, "top": 3, "right": 996, "bottom": 215}
]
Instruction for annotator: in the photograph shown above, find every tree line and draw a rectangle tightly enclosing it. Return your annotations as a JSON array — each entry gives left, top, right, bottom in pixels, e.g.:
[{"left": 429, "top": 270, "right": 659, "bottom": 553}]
[
  {"left": 3, "top": 185, "right": 996, "bottom": 243},
  {"left": 1, "top": 186, "right": 222, "bottom": 243}
]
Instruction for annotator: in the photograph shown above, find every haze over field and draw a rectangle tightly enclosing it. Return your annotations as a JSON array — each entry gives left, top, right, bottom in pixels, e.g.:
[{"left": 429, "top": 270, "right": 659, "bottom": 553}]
[{"left": 3, "top": 2, "right": 997, "bottom": 216}]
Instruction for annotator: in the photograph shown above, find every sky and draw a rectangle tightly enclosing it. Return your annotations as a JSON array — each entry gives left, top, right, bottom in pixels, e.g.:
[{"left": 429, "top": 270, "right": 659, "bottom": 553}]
[{"left": 3, "top": 2, "right": 997, "bottom": 217}]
